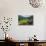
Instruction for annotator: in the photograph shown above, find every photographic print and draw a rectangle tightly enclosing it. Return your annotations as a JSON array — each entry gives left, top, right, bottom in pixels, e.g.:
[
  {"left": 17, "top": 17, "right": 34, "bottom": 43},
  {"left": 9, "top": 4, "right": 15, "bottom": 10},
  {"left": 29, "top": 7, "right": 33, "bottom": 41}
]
[{"left": 18, "top": 15, "right": 33, "bottom": 25}]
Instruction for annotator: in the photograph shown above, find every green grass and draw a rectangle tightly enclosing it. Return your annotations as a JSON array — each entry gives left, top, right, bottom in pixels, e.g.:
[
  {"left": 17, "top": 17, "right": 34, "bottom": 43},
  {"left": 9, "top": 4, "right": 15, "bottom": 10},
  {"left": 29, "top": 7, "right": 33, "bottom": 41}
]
[{"left": 19, "top": 19, "right": 29, "bottom": 25}]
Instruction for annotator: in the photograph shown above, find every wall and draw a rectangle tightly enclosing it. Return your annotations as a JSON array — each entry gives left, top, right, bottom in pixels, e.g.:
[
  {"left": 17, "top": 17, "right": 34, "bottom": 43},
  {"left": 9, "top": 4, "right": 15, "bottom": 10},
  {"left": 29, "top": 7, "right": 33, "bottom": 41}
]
[{"left": 0, "top": 0, "right": 46, "bottom": 40}]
